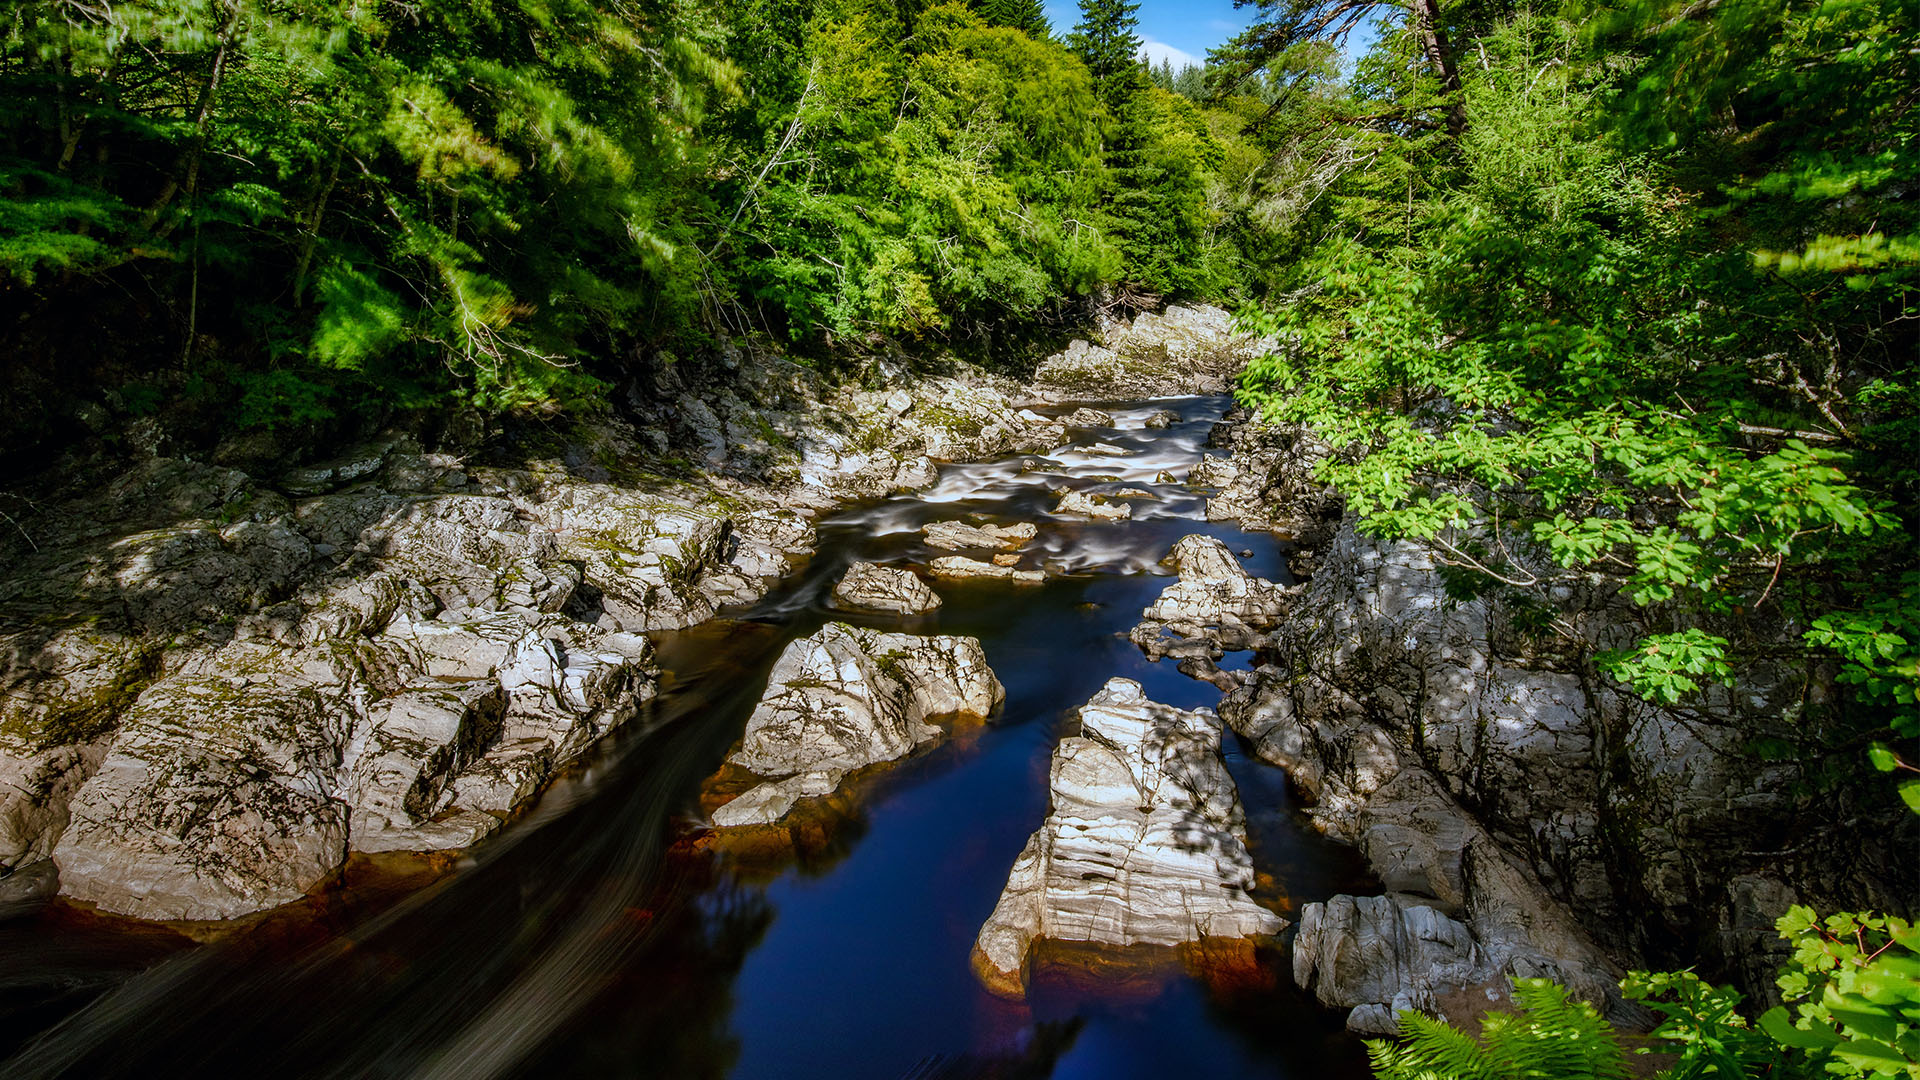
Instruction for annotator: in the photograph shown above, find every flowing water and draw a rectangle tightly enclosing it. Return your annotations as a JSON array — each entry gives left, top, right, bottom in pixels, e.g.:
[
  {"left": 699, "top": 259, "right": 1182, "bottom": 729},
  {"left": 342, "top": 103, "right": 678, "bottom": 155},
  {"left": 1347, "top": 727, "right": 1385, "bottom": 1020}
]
[{"left": 0, "top": 395, "right": 1378, "bottom": 1079}]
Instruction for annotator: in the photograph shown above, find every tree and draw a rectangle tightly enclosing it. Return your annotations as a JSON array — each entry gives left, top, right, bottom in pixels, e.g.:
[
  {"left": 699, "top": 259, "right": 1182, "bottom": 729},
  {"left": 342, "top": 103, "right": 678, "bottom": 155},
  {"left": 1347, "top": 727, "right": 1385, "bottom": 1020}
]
[
  {"left": 972, "top": 0, "right": 1051, "bottom": 38},
  {"left": 1067, "top": 0, "right": 1144, "bottom": 112},
  {"left": 1211, "top": 0, "right": 1467, "bottom": 135}
]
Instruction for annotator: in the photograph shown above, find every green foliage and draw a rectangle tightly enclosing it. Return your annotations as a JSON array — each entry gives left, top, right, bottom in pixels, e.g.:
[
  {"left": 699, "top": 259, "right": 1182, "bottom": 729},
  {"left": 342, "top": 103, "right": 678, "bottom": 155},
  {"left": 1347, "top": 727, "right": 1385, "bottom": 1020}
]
[
  {"left": 1, "top": 0, "right": 741, "bottom": 421},
  {"left": 1624, "top": 969, "right": 1795, "bottom": 1076},
  {"left": 1232, "top": 0, "right": 1919, "bottom": 806},
  {"left": 1067, "top": 0, "right": 1144, "bottom": 112},
  {"left": 1369, "top": 910, "right": 1920, "bottom": 1080},
  {"left": 1366, "top": 978, "right": 1630, "bottom": 1080},
  {"left": 1769, "top": 907, "right": 1920, "bottom": 1077},
  {"left": 971, "top": 0, "right": 1050, "bottom": 37}
]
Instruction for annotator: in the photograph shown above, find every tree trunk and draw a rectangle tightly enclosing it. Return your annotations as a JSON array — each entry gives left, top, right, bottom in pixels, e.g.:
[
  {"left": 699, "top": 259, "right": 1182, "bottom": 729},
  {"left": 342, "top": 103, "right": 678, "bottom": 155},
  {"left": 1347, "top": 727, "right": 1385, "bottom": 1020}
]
[{"left": 1407, "top": 0, "right": 1467, "bottom": 137}]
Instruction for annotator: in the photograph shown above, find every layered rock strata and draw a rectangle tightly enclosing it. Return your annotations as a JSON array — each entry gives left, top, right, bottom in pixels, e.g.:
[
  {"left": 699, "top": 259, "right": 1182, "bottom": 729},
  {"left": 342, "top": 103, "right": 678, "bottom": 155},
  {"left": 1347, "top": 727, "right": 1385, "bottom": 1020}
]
[
  {"left": 0, "top": 452, "right": 802, "bottom": 918},
  {"left": 928, "top": 557, "right": 1045, "bottom": 585},
  {"left": 971, "top": 679, "right": 1284, "bottom": 997},
  {"left": 712, "top": 623, "right": 1003, "bottom": 827}
]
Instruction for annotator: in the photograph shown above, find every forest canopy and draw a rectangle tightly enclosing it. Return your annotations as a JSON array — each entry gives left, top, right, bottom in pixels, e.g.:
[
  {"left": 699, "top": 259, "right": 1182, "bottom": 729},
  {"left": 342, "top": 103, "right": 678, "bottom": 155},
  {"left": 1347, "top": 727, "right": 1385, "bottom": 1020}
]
[{"left": 0, "top": 0, "right": 1263, "bottom": 443}]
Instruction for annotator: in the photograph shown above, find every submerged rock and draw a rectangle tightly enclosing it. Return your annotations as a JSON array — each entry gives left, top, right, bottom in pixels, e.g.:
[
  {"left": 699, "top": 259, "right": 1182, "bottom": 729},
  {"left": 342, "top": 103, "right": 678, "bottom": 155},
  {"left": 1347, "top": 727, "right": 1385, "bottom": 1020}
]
[
  {"left": 920, "top": 520, "right": 1037, "bottom": 552},
  {"left": 831, "top": 562, "right": 942, "bottom": 615},
  {"left": 928, "top": 556, "right": 1046, "bottom": 585},
  {"left": 714, "top": 623, "right": 1003, "bottom": 826},
  {"left": 971, "top": 679, "right": 1283, "bottom": 998}
]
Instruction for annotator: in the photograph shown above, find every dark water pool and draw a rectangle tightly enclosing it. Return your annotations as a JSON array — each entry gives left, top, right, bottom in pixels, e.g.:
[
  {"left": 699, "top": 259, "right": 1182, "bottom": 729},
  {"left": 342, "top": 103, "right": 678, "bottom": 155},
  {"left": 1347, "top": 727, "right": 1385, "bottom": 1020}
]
[{"left": 0, "top": 396, "right": 1377, "bottom": 1079}]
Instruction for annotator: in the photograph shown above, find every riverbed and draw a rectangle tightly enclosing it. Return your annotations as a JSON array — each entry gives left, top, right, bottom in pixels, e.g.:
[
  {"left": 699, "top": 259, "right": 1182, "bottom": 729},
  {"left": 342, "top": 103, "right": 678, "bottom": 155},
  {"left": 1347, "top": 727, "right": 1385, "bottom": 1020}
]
[{"left": 0, "top": 395, "right": 1377, "bottom": 1079}]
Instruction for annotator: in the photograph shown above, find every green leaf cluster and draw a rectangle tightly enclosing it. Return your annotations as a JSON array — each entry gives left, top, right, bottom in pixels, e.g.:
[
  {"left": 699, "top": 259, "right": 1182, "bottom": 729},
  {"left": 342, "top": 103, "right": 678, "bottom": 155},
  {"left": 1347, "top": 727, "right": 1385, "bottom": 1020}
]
[{"left": 1231, "top": 0, "right": 1918, "bottom": 800}]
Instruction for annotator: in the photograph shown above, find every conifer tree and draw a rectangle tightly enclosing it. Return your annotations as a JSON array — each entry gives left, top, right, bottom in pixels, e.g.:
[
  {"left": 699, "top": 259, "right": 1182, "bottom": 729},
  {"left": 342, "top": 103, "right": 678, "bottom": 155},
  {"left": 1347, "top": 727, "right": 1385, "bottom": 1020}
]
[
  {"left": 973, "top": 0, "right": 1051, "bottom": 38},
  {"left": 1068, "top": 0, "right": 1145, "bottom": 111}
]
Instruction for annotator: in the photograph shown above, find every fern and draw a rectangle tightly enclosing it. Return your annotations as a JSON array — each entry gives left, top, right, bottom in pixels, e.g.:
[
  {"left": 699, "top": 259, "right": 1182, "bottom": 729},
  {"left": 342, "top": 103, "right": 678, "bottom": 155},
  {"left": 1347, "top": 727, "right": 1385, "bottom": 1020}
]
[{"left": 1367, "top": 978, "right": 1629, "bottom": 1080}]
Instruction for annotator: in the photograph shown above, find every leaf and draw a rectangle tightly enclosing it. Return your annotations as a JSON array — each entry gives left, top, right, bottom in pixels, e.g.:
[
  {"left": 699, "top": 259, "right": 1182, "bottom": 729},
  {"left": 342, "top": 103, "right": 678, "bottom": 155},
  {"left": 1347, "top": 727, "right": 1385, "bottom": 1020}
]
[{"left": 1759, "top": 1006, "right": 1841, "bottom": 1050}]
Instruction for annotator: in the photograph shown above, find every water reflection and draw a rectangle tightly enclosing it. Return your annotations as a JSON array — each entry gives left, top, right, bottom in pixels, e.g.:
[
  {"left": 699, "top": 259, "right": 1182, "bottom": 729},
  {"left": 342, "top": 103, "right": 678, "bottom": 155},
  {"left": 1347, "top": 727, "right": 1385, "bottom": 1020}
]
[{"left": 0, "top": 395, "right": 1376, "bottom": 1080}]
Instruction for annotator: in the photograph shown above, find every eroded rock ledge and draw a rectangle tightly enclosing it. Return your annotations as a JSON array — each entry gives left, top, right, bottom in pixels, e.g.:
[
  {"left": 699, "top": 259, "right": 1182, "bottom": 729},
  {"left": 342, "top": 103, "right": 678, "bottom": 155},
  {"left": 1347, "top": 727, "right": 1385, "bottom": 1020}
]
[{"left": 971, "top": 678, "right": 1284, "bottom": 998}]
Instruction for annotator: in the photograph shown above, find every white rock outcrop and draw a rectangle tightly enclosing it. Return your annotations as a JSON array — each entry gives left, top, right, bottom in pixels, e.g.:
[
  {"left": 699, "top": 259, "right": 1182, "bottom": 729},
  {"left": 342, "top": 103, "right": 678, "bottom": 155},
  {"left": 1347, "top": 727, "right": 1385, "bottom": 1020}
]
[
  {"left": 971, "top": 679, "right": 1283, "bottom": 997},
  {"left": 920, "top": 520, "right": 1037, "bottom": 552},
  {"left": 714, "top": 623, "right": 1003, "bottom": 827},
  {"left": 830, "top": 562, "right": 942, "bottom": 614},
  {"left": 928, "top": 556, "right": 1045, "bottom": 584},
  {"left": 1052, "top": 491, "right": 1131, "bottom": 520}
]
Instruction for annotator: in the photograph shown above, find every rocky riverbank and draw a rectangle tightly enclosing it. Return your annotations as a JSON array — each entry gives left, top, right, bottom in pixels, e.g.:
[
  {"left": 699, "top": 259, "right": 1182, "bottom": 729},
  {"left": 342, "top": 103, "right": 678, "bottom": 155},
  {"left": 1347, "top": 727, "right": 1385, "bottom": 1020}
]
[
  {"left": 1168, "top": 401, "right": 1917, "bottom": 1034},
  {"left": 0, "top": 303, "right": 1261, "bottom": 922}
]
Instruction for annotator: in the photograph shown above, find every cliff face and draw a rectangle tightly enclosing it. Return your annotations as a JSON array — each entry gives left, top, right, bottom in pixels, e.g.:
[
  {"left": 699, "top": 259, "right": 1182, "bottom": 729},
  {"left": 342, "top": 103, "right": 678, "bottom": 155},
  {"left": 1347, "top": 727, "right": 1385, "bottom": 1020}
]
[{"left": 1200, "top": 422, "right": 1916, "bottom": 1030}]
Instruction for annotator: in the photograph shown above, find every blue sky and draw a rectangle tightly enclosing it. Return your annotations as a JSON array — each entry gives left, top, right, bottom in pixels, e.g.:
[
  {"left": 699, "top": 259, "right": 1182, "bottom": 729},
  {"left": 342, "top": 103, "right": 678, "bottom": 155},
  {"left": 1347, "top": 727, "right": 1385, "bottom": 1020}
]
[
  {"left": 1038, "top": 1, "right": 1387, "bottom": 70},
  {"left": 1040, "top": 0, "right": 1256, "bottom": 69}
]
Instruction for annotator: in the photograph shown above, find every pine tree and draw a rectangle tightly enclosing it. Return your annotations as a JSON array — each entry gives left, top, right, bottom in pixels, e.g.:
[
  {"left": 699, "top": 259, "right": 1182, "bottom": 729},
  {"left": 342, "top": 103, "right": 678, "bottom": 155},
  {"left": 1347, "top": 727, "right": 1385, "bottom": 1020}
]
[
  {"left": 973, "top": 0, "right": 1051, "bottom": 38},
  {"left": 1067, "top": 0, "right": 1144, "bottom": 111}
]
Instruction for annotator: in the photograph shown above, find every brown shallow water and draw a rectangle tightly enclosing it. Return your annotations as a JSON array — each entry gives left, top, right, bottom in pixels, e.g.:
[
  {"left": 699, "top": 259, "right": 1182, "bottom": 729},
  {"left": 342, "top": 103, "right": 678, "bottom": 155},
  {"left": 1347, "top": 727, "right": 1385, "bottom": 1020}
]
[{"left": 0, "top": 396, "right": 1379, "bottom": 1079}]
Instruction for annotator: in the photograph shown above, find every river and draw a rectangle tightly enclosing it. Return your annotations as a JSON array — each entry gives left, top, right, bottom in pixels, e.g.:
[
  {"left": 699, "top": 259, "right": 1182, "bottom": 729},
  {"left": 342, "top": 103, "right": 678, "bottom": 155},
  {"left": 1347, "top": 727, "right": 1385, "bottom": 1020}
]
[{"left": 0, "top": 394, "right": 1377, "bottom": 1079}]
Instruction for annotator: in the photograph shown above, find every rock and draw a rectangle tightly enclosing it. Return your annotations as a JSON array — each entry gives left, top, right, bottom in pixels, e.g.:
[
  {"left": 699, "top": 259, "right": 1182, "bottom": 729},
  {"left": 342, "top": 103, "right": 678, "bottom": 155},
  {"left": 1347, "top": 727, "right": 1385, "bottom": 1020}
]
[
  {"left": 344, "top": 682, "right": 507, "bottom": 849},
  {"left": 1114, "top": 487, "right": 1156, "bottom": 499},
  {"left": 991, "top": 554, "right": 1020, "bottom": 567},
  {"left": 53, "top": 644, "right": 361, "bottom": 920},
  {"left": 971, "top": 679, "right": 1284, "bottom": 998},
  {"left": 1063, "top": 408, "right": 1113, "bottom": 427},
  {"left": 928, "top": 557, "right": 1046, "bottom": 585},
  {"left": 1209, "top": 522, "right": 1637, "bottom": 1019},
  {"left": 831, "top": 562, "right": 942, "bottom": 615},
  {"left": 1293, "top": 894, "right": 1485, "bottom": 1034},
  {"left": 715, "top": 624, "right": 1003, "bottom": 826},
  {"left": 1144, "top": 410, "right": 1181, "bottom": 429},
  {"left": 1035, "top": 306, "right": 1272, "bottom": 398},
  {"left": 1052, "top": 491, "right": 1131, "bottom": 521},
  {"left": 1079, "top": 443, "right": 1135, "bottom": 457},
  {"left": 1129, "top": 535, "right": 1294, "bottom": 664},
  {"left": 921, "top": 520, "right": 1037, "bottom": 552},
  {"left": 0, "top": 857, "right": 59, "bottom": 908}
]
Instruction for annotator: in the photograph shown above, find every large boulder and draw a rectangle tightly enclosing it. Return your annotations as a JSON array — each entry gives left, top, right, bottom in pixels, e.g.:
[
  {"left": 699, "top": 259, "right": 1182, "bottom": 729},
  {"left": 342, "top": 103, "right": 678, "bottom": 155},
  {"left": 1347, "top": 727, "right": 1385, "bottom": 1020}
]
[
  {"left": 831, "top": 562, "right": 942, "bottom": 614},
  {"left": 971, "top": 679, "right": 1284, "bottom": 998},
  {"left": 1130, "top": 535, "right": 1296, "bottom": 672},
  {"left": 714, "top": 623, "right": 1002, "bottom": 827},
  {"left": 1293, "top": 894, "right": 1484, "bottom": 1035}
]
